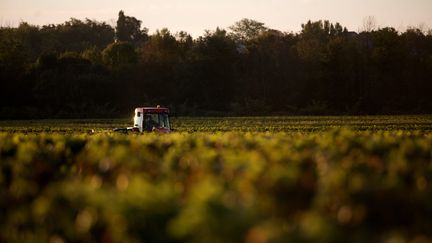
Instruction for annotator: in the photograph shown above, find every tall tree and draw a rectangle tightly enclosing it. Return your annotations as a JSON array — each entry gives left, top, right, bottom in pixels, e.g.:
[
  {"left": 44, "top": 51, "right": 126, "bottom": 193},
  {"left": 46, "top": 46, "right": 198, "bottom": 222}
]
[
  {"left": 115, "top": 10, "right": 148, "bottom": 46},
  {"left": 229, "top": 18, "right": 268, "bottom": 41}
]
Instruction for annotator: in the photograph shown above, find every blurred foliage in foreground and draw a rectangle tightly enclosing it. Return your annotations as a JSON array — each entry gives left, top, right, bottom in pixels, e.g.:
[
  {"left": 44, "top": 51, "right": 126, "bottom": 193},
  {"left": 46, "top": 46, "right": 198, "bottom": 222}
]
[{"left": 1, "top": 128, "right": 432, "bottom": 242}]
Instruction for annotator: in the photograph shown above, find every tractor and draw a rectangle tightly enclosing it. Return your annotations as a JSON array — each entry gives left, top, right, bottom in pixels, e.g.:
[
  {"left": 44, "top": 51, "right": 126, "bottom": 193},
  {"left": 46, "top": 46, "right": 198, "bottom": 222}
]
[{"left": 114, "top": 105, "right": 172, "bottom": 133}]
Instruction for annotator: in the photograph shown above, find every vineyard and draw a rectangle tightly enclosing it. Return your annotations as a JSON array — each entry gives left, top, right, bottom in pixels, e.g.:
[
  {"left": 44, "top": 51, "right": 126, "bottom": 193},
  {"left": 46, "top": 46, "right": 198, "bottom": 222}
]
[{"left": 1, "top": 116, "right": 432, "bottom": 243}]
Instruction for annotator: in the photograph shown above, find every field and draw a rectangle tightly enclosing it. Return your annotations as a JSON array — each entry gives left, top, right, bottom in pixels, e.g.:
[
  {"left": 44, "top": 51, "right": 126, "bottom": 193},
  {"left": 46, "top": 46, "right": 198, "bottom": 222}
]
[{"left": 1, "top": 116, "right": 432, "bottom": 243}]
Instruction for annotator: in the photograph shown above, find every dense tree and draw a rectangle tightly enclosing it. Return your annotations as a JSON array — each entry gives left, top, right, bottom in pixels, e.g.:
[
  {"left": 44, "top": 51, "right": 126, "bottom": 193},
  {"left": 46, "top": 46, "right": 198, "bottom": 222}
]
[
  {"left": 102, "top": 41, "right": 137, "bottom": 67},
  {"left": 56, "top": 18, "right": 114, "bottom": 52},
  {"left": 14, "top": 22, "right": 42, "bottom": 61},
  {"left": 0, "top": 31, "right": 29, "bottom": 111},
  {"left": 140, "top": 28, "right": 178, "bottom": 64},
  {"left": 136, "top": 28, "right": 182, "bottom": 106},
  {"left": 0, "top": 15, "right": 432, "bottom": 118},
  {"left": 81, "top": 46, "right": 103, "bottom": 65},
  {"left": 186, "top": 28, "right": 239, "bottom": 110}
]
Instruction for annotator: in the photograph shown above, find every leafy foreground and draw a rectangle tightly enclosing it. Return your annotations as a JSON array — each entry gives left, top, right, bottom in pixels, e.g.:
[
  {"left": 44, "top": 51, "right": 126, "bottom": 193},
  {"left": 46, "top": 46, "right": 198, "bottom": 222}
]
[{"left": 1, "top": 130, "right": 432, "bottom": 243}]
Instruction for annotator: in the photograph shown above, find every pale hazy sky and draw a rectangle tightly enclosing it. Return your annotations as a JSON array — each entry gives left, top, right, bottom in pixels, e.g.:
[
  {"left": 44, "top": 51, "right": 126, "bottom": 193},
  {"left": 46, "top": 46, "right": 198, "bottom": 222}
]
[{"left": 1, "top": 0, "right": 432, "bottom": 36}]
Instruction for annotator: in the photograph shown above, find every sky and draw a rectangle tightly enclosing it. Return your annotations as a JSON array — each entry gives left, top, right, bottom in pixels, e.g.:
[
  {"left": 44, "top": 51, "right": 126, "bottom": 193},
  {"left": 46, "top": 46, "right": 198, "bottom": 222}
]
[{"left": 1, "top": 0, "right": 432, "bottom": 37}]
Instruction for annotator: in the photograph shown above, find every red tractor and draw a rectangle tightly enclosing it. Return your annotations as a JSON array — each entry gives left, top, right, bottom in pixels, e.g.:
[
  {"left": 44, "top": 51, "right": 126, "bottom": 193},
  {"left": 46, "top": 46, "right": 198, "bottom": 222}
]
[{"left": 114, "top": 105, "right": 172, "bottom": 133}]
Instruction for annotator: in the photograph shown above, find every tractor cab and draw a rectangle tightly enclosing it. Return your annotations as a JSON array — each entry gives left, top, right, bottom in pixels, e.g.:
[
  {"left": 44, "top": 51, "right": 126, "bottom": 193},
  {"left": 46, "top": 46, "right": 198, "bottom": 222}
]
[{"left": 133, "top": 106, "right": 171, "bottom": 133}]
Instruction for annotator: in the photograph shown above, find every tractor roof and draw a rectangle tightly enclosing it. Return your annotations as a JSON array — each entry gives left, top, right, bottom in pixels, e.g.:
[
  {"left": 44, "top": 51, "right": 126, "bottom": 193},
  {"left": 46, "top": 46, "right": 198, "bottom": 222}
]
[{"left": 135, "top": 106, "right": 169, "bottom": 113}]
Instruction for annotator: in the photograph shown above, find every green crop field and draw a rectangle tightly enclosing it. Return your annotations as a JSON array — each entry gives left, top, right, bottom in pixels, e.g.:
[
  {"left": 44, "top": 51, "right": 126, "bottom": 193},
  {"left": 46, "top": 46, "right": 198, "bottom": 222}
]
[
  {"left": 1, "top": 115, "right": 432, "bottom": 133},
  {"left": 1, "top": 116, "right": 432, "bottom": 243}
]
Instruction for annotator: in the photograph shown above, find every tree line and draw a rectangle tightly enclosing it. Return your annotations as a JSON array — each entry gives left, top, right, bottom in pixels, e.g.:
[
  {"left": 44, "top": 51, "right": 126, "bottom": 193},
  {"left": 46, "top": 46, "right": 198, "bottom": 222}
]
[{"left": 1, "top": 11, "right": 431, "bottom": 118}]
